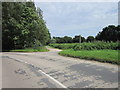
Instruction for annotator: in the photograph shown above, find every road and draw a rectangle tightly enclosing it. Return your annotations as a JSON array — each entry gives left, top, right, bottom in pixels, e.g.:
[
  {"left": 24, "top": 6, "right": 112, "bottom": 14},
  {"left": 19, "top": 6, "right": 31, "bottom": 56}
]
[{"left": 1, "top": 47, "right": 118, "bottom": 88}]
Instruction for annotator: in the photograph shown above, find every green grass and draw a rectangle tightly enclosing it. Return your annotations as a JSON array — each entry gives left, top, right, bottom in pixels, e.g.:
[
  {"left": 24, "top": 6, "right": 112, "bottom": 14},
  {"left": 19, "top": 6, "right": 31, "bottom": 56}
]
[
  {"left": 10, "top": 47, "right": 49, "bottom": 52},
  {"left": 59, "top": 49, "right": 119, "bottom": 65}
]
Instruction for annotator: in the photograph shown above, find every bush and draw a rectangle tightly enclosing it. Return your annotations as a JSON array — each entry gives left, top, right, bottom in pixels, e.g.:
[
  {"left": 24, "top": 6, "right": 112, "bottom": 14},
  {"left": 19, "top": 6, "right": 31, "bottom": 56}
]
[
  {"left": 50, "top": 43, "right": 77, "bottom": 49},
  {"left": 50, "top": 41, "right": 119, "bottom": 50},
  {"left": 73, "top": 41, "right": 119, "bottom": 50}
]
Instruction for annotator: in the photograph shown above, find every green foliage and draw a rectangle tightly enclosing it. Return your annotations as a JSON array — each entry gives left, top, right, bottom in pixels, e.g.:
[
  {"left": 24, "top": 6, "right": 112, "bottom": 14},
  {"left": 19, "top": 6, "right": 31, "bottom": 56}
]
[
  {"left": 10, "top": 46, "right": 49, "bottom": 52},
  {"left": 50, "top": 43, "right": 77, "bottom": 49},
  {"left": 2, "top": 2, "right": 51, "bottom": 50},
  {"left": 59, "top": 49, "right": 119, "bottom": 65},
  {"left": 52, "top": 35, "right": 86, "bottom": 43},
  {"left": 53, "top": 36, "right": 73, "bottom": 43},
  {"left": 50, "top": 41, "right": 119, "bottom": 50},
  {"left": 86, "top": 36, "right": 95, "bottom": 42},
  {"left": 51, "top": 25, "right": 119, "bottom": 44},
  {"left": 72, "top": 35, "right": 85, "bottom": 43},
  {"left": 96, "top": 25, "right": 120, "bottom": 42},
  {"left": 73, "top": 41, "right": 119, "bottom": 50}
]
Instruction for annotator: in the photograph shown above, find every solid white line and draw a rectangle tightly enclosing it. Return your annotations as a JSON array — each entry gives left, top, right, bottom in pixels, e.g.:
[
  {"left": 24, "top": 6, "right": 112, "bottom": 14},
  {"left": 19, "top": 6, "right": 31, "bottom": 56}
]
[
  {"left": 6, "top": 56, "right": 67, "bottom": 88},
  {"left": 38, "top": 69, "right": 67, "bottom": 88}
]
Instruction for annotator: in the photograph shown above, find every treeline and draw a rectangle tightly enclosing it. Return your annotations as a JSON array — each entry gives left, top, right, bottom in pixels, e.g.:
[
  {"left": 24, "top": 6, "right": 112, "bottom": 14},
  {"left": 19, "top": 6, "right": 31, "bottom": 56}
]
[
  {"left": 51, "top": 25, "right": 120, "bottom": 43},
  {"left": 2, "top": 2, "right": 51, "bottom": 50}
]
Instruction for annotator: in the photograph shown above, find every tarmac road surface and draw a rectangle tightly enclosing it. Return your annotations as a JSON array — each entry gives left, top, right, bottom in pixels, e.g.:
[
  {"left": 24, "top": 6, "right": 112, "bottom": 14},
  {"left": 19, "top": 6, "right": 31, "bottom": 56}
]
[{"left": 1, "top": 47, "right": 118, "bottom": 88}]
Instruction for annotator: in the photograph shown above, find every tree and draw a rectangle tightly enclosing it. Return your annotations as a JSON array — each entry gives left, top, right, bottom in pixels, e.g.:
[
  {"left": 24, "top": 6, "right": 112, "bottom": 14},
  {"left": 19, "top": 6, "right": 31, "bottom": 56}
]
[
  {"left": 2, "top": 2, "right": 23, "bottom": 49},
  {"left": 95, "top": 25, "right": 120, "bottom": 42},
  {"left": 2, "top": 2, "right": 51, "bottom": 50},
  {"left": 63, "top": 36, "right": 72, "bottom": 43},
  {"left": 86, "top": 36, "right": 95, "bottom": 42},
  {"left": 52, "top": 36, "right": 72, "bottom": 43},
  {"left": 50, "top": 37, "right": 56, "bottom": 44},
  {"left": 72, "top": 35, "right": 85, "bottom": 43}
]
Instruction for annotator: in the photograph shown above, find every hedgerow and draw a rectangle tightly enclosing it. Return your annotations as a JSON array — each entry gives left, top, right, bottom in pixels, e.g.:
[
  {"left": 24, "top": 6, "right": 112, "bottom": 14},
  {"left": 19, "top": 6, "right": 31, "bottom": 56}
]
[{"left": 50, "top": 41, "right": 119, "bottom": 50}]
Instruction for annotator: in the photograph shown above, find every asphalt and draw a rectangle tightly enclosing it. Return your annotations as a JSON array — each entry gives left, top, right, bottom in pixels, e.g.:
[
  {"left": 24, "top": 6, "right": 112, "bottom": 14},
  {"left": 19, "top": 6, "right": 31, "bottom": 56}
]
[{"left": 1, "top": 47, "right": 119, "bottom": 88}]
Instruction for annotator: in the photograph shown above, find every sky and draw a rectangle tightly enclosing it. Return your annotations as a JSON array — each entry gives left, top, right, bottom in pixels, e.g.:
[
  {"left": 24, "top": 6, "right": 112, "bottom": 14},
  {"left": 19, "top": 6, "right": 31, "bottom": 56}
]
[{"left": 34, "top": 1, "right": 118, "bottom": 38}]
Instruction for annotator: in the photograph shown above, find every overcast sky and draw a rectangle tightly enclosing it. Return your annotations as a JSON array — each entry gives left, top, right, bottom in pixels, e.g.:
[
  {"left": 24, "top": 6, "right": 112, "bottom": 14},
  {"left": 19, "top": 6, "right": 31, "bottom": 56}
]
[{"left": 34, "top": 2, "right": 118, "bottom": 38}]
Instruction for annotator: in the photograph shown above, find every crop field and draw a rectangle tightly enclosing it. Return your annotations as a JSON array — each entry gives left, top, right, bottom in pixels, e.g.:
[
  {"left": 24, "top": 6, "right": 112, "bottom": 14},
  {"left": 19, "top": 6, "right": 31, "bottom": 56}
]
[
  {"left": 50, "top": 41, "right": 119, "bottom": 50},
  {"left": 50, "top": 41, "right": 119, "bottom": 64},
  {"left": 50, "top": 43, "right": 77, "bottom": 49}
]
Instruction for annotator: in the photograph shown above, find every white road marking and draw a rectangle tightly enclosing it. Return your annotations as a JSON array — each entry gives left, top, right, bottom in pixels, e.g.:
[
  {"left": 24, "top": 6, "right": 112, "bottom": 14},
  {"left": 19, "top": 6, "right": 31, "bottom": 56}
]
[
  {"left": 17, "top": 53, "right": 28, "bottom": 55},
  {"left": 38, "top": 69, "right": 67, "bottom": 88},
  {"left": 5, "top": 56, "right": 67, "bottom": 88}
]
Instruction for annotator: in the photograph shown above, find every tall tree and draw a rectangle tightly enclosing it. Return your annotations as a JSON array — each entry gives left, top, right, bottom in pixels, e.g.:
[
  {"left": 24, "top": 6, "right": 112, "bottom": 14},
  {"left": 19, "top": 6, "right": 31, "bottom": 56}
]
[
  {"left": 95, "top": 25, "right": 120, "bottom": 42},
  {"left": 53, "top": 36, "right": 72, "bottom": 43},
  {"left": 2, "top": 2, "right": 51, "bottom": 50},
  {"left": 72, "top": 35, "right": 85, "bottom": 43},
  {"left": 86, "top": 36, "right": 95, "bottom": 42}
]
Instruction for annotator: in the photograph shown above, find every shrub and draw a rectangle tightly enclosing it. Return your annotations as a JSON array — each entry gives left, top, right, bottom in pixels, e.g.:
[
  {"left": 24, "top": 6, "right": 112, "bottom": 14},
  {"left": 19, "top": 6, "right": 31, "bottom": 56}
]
[
  {"left": 50, "top": 41, "right": 119, "bottom": 50},
  {"left": 50, "top": 43, "right": 77, "bottom": 49},
  {"left": 73, "top": 41, "right": 119, "bottom": 50}
]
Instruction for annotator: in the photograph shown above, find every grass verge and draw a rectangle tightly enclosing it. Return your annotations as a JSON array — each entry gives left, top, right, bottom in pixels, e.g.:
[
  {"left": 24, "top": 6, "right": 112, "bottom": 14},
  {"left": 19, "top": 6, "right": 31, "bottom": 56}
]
[
  {"left": 10, "top": 47, "right": 49, "bottom": 52},
  {"left": 59, "top": 49, "right": 119, "bottom": 65}
]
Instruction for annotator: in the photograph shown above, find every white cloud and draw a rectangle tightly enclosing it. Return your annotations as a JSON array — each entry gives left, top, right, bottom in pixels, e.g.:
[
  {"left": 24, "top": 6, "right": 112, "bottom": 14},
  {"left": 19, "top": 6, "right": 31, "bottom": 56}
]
[{"left": 35, "top": 2, "right": 118, "bottom": 37}]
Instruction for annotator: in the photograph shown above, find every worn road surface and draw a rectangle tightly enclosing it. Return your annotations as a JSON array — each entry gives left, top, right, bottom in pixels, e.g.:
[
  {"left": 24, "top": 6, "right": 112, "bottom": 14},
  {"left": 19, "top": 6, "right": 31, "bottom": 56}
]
[{"left": 1, "top": 47, "right": 118, "bottom": 88}]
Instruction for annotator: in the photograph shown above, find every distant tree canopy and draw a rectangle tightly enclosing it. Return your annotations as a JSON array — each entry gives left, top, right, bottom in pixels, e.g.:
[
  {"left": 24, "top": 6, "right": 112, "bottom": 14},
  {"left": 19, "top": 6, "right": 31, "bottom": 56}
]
[
  {"left": 72, "top": 35, "right": 85, "bottom": 43},
  {"left": 51, "top": 25, "right": 119, "bottom": 44},
  {"left": 53, "top": 36, "right": 72, "bottom": 43},
  {"left": 95, "top": 25, "right": 120, "bottom": 42},
  {"left": 2, "top": 2, "right": 51, "bottom": 50},
  {"left": 86, "top": 36, "right": 95, "bottom": 42},
  {"left": 52, "top": 35, "right": 86, "bottom": 43}
]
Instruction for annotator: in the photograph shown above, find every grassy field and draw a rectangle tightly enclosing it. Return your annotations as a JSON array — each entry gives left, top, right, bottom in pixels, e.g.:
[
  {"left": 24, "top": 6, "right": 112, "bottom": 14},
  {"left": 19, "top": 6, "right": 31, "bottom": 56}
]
[
  {"left": 59, "top": 49, "right": 119, "bottom": 65},
  {"left": 10, "top": 47, "right": 49, "bottom": 52},
  {"left": 50, "top": 42, "right": 119, "bottom": 65}
]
